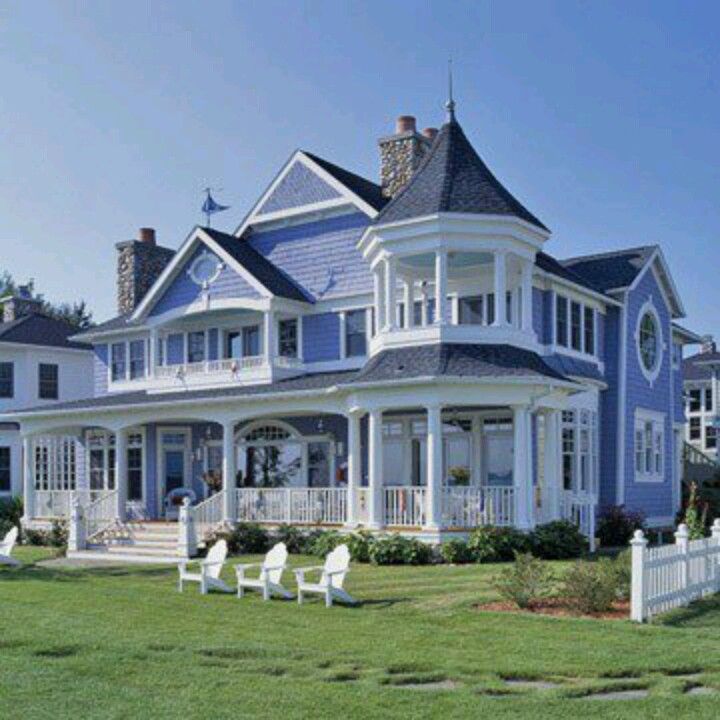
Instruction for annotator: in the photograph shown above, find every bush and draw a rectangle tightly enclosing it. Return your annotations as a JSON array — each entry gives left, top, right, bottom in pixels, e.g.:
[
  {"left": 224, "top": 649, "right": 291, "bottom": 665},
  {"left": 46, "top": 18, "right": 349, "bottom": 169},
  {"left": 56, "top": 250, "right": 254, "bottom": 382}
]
[
  {"left": 597, "top": 505, "right": 646, "bottom": 547},
  {"left": 468, "top": 526, "right": 530, "bottom": 563},
  {"left": 49, "top": 520, "right": 68, "bottom": 549},
  {"left": 274, "top": 524, "right": 309, "bottom": 554},
  {"left": 0, "top": 496, "right": 23, "bottom": 534},
  {"left": 310, "top": 530, "right": 345, "bottom": 558},
  {"left": 562, "top": 559, "right": 618, "bottom": 614},
  {"left": 368, "top": 534, "right": 433, "bottom": 565},
  {"left": 23, "top": 528, "right": 49, "bottom": 546},
  {"left": 613, "top": 550, "right": 632, "bottom": 601},
  {"left": 206, "top": 523, "right": 269, "bottom": 555},
  {"left": 345, "top": 530, "right": 374, "bottom": 563},
  {"left": 530, "top": 521, "right": 587, "bottom": 560},
  {"left": 440, "top": 539, "right": 474, "bottom": 564},
  {"left": 683, "top": 482, "right": 707, "bottom": 540},
  {"left": 493, "top": 552, "right": 553, "bottom": 609}
]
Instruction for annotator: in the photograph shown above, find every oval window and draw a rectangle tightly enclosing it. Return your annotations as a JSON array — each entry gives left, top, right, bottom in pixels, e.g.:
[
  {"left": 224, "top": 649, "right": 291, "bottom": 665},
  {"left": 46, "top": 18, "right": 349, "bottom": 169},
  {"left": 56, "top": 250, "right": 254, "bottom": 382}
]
[{"left": 639, "top": 311, "right": 659, "bottom": 373}]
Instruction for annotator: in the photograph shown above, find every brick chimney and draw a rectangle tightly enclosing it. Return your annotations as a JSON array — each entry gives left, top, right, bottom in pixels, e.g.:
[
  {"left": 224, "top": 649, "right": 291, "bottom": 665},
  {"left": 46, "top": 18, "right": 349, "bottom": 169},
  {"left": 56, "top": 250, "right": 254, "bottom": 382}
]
[
  {"left": 116, "top": 228, "right": 175, "bottom": 315},
  {"left": 1, "top": 285, "right": 43, "bottom": 323},
  {"left": 378, "top": 115, "right": 433, "bottom": 198}
]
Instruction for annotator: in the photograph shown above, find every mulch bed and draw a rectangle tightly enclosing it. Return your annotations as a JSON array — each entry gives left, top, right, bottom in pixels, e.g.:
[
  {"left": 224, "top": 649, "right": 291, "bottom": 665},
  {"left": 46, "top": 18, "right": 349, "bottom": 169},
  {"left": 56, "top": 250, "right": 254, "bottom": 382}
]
[{"left": 477, "top": 597, "right": 630, "bottom": 620}]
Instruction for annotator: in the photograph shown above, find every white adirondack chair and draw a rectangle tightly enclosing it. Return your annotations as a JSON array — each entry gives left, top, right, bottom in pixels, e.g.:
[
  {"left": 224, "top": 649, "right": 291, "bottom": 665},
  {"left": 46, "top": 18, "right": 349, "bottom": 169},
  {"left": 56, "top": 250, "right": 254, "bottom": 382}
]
[
  {"left": 294, "top": 544, "right": 357, "bottom": 608},
  {"left": 0, "top": 527, "right": 20, "bottom": 567},
  {"left": 178, "top": 539, "right": 232, "bottom": 594},
  {"left": 235, "top": 542, "right": 292, "bottom": 601}
]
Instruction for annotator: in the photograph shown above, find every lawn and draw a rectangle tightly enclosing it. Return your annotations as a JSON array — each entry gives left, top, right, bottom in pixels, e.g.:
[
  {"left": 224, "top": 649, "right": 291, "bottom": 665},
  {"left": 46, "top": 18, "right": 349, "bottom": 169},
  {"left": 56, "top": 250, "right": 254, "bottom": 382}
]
[{"left": 2, "top": 547, "right": 720, "bottom": 719}]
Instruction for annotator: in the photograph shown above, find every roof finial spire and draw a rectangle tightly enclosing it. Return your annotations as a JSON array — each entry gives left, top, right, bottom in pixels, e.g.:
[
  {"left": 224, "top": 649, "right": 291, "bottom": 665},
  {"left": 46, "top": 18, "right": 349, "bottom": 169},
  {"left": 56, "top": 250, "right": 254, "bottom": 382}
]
[{"left": 445, "top": 58, "right": 456, "bottom": 122}]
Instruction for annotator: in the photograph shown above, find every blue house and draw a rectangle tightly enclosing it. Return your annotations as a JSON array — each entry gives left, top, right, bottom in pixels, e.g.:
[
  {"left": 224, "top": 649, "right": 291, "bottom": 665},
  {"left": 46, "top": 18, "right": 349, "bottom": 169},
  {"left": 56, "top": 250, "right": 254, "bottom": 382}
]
[{"left": 11, "top": 107, "right": 698, "bottom": 558}]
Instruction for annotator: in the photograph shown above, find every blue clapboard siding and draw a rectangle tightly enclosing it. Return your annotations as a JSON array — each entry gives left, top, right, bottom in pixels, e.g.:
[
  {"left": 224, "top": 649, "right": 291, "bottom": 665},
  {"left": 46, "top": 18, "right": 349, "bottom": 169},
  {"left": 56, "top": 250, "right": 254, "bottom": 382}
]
[
  {"left": 622, "top": 268, "right": 674, "bottom": 520},
  {"left": 150, "top": 246, "right": 261, "bottom": 318},
  {"left": 248, "top": 212, "right": 372, "bottom": 301},
  {"left": 673, "top": 345, "right": 685, "bottom": 424},
  {"left": 94, "top": 345, "right": 108, "bottom": 395},
  {"left": 599, "top": 306, "right": 621, "bottom": 509},
  {"left": 303, "top": 313, "right": 341, "bottom": 362},
  {"left": 259, "top": 161, "right": 341, "bottom": 214}
]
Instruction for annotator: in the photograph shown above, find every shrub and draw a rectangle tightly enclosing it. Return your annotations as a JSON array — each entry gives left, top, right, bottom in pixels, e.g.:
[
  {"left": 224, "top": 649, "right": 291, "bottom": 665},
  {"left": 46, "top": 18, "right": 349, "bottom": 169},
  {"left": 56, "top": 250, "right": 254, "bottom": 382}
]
[
  {"left": 468, "top": 526, "right": 530, "bottom": 563},
  {"left": 0, "top": 517, "right": 15, "bottom": 539},
  {"left": 345, "top": 530, "right": 374, "bottom": 563},
  {"left": 274, "top": 524, "right": 308, "bottom": 554},
  {"left": 369, "top": 534, "right": 433, "bottom": 565},
  {"left": 562, "top": 559, "right": 618, "bottom": 614},
  {"left": 23, "top": 528, "right": 49, "bottom": 546},
  {"left": 613, "top": 550, "right": 632, "bottom": 601},
  {"left": 683, "top": 482, "right": 707, "bottom": 540},
  {"left": 597, "top": 505, "right": 646, "bottom": 547},
  {"left": 206, "top": 523, "right": 269, "bottom": 555},
  {"left": 49, "top": 520, "right": 68, "bottom": 549},
  {"left": 440, "top": 539, "right": 474, "bottom": 564},
  {"left": 0, "top": 497, "right": 23, "bottom": 534},
  {"left": 530, "top": 521, "right": 587, "bottom": 560},
  {"left": 493, "top": 552, "right": 553, "bottom": 609},
  {"left": 310, "top": 530, "right": 345, "bottom": 558}
]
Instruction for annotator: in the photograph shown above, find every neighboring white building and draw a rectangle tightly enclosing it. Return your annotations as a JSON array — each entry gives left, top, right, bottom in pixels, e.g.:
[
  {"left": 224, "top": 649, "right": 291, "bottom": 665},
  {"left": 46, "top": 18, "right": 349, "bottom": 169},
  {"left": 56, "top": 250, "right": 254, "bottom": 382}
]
[
  {"left": 683, "top": 336, "right": 720, "bottom": 459},
  {"left": 0, "top": 288, "right": 94, "bottom": 500}
]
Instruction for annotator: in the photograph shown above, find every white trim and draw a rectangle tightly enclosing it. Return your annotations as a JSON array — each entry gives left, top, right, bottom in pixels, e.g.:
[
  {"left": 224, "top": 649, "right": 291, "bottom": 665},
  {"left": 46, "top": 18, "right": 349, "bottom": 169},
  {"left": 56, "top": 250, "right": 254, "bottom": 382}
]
[
  {"left": 0, "top": 341, "right": 92, "bottom": 357},
  {"left": 634, "top": 297, "right": 664, "bottom": 385},
  {"left": 627, "top": 247, "right": 685, "bottom": 318},
  {"left": 187, "top": 249, "right": 225, "bottom": 287},
  {"left": 616, "top": 292, "right": 628, "bottom": 504},
  {"left": 633, "top": 408, "right": 666, "bottom": 484}
]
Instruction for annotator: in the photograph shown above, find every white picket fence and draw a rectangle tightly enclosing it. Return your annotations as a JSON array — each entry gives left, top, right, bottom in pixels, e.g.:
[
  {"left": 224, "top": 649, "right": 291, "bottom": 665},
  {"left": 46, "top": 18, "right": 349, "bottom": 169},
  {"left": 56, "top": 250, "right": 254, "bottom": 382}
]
[{"left": 631, "top": 520, "right": 720, "bottom": 622}]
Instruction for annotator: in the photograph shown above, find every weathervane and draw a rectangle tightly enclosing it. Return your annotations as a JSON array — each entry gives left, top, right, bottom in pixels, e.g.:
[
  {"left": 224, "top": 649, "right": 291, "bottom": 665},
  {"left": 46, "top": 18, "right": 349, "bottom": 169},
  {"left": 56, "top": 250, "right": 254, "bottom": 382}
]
[
  {"left": 201, "top": 187, "right": 230, "bottom": 227},
  {"left": 446, "top": 58, "right": 456, "bottom": 122}
]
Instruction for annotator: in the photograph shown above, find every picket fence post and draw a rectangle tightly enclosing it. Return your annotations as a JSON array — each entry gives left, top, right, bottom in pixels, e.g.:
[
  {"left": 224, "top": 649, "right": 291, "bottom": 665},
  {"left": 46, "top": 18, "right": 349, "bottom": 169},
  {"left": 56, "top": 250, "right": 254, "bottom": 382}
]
[
  {"left": 712, "top": 519, "right": 720, "bottom": 592},
  {"left": 630, "top": 529, "right": 648, "bottom": 622},
  {"left": 675, "top": 523, "right": 690, "bottom": 599}
]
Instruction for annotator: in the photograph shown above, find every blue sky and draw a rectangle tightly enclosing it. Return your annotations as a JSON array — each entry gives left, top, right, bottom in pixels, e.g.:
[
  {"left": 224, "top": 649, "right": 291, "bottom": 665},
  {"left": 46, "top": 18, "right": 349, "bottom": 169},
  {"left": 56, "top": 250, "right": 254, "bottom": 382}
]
[{"left": 1, "top": 1, "right": 719, "bottom": 337}]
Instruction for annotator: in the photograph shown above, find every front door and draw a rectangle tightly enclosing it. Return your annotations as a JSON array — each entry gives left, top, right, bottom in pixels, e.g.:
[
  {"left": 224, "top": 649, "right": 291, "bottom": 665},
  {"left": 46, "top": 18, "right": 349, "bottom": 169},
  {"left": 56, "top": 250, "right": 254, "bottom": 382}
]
[{"left": 158, "top": 429, "right": 190, "bottom": 517}]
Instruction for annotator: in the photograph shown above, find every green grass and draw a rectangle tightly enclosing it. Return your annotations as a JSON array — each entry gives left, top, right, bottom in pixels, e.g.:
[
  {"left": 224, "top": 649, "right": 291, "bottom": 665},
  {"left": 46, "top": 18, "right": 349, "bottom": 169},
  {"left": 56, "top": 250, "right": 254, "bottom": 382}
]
[{"left": 2, "top": 547, "right": 720, "bottom": 718}]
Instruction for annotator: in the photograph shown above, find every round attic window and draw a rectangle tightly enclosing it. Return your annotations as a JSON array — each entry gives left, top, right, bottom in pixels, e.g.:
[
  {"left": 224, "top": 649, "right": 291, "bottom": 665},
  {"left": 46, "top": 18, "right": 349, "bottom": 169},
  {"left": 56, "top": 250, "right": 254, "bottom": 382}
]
[
  {"left": 636, "top": 301, "right": 663, "bottom": 382},
  {"left": 189, "top": 251, "right": 223, "bottom": 287}
]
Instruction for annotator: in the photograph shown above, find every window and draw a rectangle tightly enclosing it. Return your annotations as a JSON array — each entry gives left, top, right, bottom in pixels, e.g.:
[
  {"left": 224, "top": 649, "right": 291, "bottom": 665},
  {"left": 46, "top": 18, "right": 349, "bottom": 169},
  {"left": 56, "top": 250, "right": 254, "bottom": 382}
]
[
  {"left": 38, "top": 363, "right": 58, "bottom": 400},
  {"left": 345, "top": 309, "right": 367, "bottom": 357},
  {"left": 556, "top": 296, "right": 568, "bottom": 346},
  {"left": 706, "top": 424, "right": 717, "bottom": 451},
  {"left": 584, "top": 307, "right": 595, "bottom": 355},
  {"left": 459, "top": 296, "right": 483, "bottom": 325},
  {"left": 0, "top": 447, "right": 10, "bottom": 492},
  {"left": 562, "top": 426, "right": 575, "bottom": 491},
  {"left": 242, "top": 325, "right": 260, "bottom": 356},
  {"left": 571, "top": 301, "right": 582, "bottom": 351},
  {"left": 705, "top": 388, "right": 714, "bottom": 413},
  {"left": 129, "top": 340, "right": 145, "bottom": 380},
  {"left": 506, "top": 290, "right": 513, "bottom": 325},
  {"left": 87, "top": 431, "right": 118, "bottom": 491},
  {"left": 128, "top": 444, "right": 143, "bottom": 502},
  {"left": 226, "top": 331, "right": 241, "bottom": 359},
  {"left": 278, "top": 319, "right": 298, "bottom": 358},
  {"left": 187, "top": 331, "right": 206, "bottom": 363},
  {"left": 690, "top": 417, "right": 701, "bottom": 440},
  {"left": 634, "top": 412, "right": 664, "bottom": 481},
  {"left": 0, "top": 363, "right": 13, "bottom": 398},
  {"left": 413, "top": 298, "right": 436, "bottom": 325},
  {"left": 111, "top": 343, "right": 127, "bottom": 381},
  {"left": 487, "top": 293, "right": 495, "bottom": 325},
  {"left": 638, "top": 307, "right": 662, "bottom": 379},
  {"left": 689, "top": 389, "right": 701, "bottom": 413}
]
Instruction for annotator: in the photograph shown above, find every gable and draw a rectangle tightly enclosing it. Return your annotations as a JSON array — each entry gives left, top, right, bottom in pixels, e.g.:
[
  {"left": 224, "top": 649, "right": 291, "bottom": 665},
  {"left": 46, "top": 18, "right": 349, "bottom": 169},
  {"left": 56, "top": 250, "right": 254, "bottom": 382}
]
[
  {"left": 258, "top": 160, "right": 341, "bottom": 215},
  {"left": 149, "top": 245, "right": 262, "bottom": 318}
]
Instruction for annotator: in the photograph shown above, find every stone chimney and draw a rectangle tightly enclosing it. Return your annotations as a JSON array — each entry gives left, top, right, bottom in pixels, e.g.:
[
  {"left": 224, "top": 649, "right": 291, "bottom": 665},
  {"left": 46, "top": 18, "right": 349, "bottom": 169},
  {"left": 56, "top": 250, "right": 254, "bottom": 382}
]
[
  {"left": 116, "top": 228, "right": 175, "bottom": 315},
  {"left": 379, "top": 115, "right": 433, "bottom": 198},
  {"left": 1, "top": 285, "right": 43, "bottom": 323},
  {"left": 702, "top": 335, "right": 716, "bottom": 354}
]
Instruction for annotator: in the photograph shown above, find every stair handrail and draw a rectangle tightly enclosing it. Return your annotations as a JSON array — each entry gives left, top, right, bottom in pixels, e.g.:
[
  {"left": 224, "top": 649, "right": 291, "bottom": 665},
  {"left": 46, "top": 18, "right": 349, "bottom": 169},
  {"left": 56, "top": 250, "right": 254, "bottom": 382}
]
[
  {"left": 191, "top": 490, "right": 225, "bottom": 543},
  {"left": 84, "top": 489, "right": 120, "bottom": 541},
  {"left": 683, "top": 440, "right": 719, "bottom": 468}
]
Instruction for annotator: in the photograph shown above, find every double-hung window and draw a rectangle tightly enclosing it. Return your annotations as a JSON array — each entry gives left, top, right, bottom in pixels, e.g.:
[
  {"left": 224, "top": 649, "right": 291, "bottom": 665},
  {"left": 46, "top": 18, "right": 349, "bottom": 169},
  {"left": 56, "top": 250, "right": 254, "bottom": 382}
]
[
  {"left": 111, "top": 343, "right": 127, "bottom": 382},
  {"left": 38, "top": 363, "right": 59, "bottom": 400},
  {"left": 562, "top": 410, "right": 575, "bottom": 491},
  {"left": 555, "top": 295, "right": 596, "bottom": 356},
  {"left": 584, "top": 307, "right": 595, "bottom": 355},
  {"left": 0, "top": 447, "right": 10, "bottom": 492},
  {"left": 634, "top": 411, "right": 665, "bottom": 482},
  {"left": 570, "top": 302, "right": 582, "bottom": 351},
  {"left": 0, "top": 363, "right": 13, "bottom": 398},
  {"left": 278, "top": 319, "right": 298, "bottom": 358},
  {"left": 689, "top": 389, "right": 701, "bottom": 413},
  {"left": 129, "top": 340, "right": 146, "bottom": 379},
  {"left": 187, "top": 331, "right": 206, "bottom": 364},
  {"left": 690, "top": 417, "right": 701, "bottom": 440},
  {"left": 242, "top": 325, "right": 260, "bottom": 357},
  {"left": 345, "top": 309, "right": 367, "bottom": 357},
  {"left": 706, "top": 424, "right": 717, "bottom": 451},
  {"left": 556, "top": 296, "right": 568, "bottom": 347},
  {"left": 705, "top": 387, "right": 714, "bottom": 413}
]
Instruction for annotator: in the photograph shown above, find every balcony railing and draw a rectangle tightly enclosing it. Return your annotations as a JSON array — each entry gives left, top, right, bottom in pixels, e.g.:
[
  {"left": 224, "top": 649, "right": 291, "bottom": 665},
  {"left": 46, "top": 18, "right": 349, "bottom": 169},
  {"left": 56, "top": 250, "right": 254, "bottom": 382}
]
[
  {"left": 442, "top": 486, "right": 515, "bottom": 528},
  {"left": 155, "top": 356, "right": 264, "bottom": 380}
]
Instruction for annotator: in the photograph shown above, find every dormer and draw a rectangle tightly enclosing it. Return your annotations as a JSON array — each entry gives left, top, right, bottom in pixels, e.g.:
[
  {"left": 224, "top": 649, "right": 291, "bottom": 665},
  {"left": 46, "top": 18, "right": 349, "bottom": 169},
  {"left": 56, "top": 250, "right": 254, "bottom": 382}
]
[{"left": 358, "top": 113, "right": 550, "bottom": 356}]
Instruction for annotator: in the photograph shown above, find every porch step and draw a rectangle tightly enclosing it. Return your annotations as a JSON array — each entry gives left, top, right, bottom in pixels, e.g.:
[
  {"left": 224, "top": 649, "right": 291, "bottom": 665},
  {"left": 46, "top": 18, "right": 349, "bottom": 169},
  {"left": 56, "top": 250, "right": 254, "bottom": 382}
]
[
  {"left": 67, "top": 548, "right": 181, "bottom": 565},
  {"left": 96, "top": 543, "right": 183, "bottom": 558}
]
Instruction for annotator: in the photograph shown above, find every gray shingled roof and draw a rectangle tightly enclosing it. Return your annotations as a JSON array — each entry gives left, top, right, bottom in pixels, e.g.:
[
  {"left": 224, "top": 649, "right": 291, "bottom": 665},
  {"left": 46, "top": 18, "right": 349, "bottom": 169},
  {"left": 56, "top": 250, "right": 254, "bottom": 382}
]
[
  {"left": 303, "top": 152, "right": 388, "bottom": 212},
  {"left": 373, "top": 119, "right": 548, "bottom": 231},
  {"left": 535, "top": 252, "right": 606, "bottom": 295},
  {"left": 683, "top": 351, "right": 720, "bottom": 382},
  {"left": 0, "top": 314, "right": 91, "bottom": 351},
  {"left": 561, "top": 246, "right": 656, "bottom": 293},
  {"left": 543, "top": 354, "right": 604, "bottom": 383},
  {"left": 203, "top": 227, "right": 312, "bottom": 303},
  {"left": 348, "top": 344, "right": 568, "bottom": 384}
]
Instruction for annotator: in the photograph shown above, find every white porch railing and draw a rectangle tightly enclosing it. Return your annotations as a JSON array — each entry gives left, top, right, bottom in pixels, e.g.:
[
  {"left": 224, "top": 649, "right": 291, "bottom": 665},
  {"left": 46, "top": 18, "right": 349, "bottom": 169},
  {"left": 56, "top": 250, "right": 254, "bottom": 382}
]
[
  {"left": 33, "top": 490, "right": 106, "bottom": 519},
  {"left": 384, "top": 486, "right": 426, "bottom": 527},
  {"left": 561, "top": 491, "right": 596, "bottom": 550},
  {"left": 84, "top": 489, "right": 119, "bottom": 541},
  {"left": 631, "top": 521, "right": 720, "bottom": 621},
  {"left": 235, "top": 488, "right": 347, "bottom": 525},
  {"left": 355, "top": 488, "right": 370, "bottom": 525},
  {"left": 192, "top": 491, "right": 225, "bottom": 540},
  {"left": 442, "top": 486, "right": 515, "bottom": 528},
  {"left": 155, "top": 356, "right": 264, "bottom": 379}
]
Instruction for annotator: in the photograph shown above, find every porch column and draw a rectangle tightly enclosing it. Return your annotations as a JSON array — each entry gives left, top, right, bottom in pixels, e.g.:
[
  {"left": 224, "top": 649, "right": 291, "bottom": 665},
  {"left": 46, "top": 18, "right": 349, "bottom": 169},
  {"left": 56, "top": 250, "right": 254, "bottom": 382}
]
[
  {"left": 384, "top": 257, "right": 397, "bottom": 331},
  {"left": 367, "top": 409, "right": 383, "bottom": 528},
  {"left": 149, "top": 328, "right": 158, "bottom": 378},
  {"left": 345, "top": 410, "right": 362, "bottom": 527},
  {"left": 22, "top": 435, "right": 34, "bottom": 523},
  {"left": 542, "top": 410, "right": 562, "bottom": 520},
  {"left": 373, "top": 264, "right": 385, "bottom": 336},
  {"left": 493, "top": 251, "right": 508, "bottom": 327},
  {"left": 222, "top": 420, "right": 236, "bottom": 523},
  {"left": 435, "top": 251, "right": 448, "bottom": 325},
  {"left": 425, "top": 404, "right": 443, "bottom": 530},
  {"left": 402, "top": 279, "right": 413, "bottom": 329},
  {"left": 521, "top": 258, "right": 534, "bottom": 332},
  {"left": 115, "top": 429, "right": 128, "bottom": 522},
  {"left": 512, "top": 405, "right": 533, "bottom": 529},
  {"left": 420, "top": 283, "right": 429, "bottom": 326},
  {"left": 264, "top": 311, "right": 275, "bottom": 363}
]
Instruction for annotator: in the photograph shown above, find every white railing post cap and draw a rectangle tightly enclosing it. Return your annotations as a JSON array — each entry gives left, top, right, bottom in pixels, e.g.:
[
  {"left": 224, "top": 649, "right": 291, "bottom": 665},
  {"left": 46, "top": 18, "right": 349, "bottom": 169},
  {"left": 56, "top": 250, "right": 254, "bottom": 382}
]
[
  {"left": 675, "top": 523, "right": 689, "bottom": 540},
  {"left": 630, "top": 529, "right": 647, "bottom": 546},
  {"left": 712, "top": 518, "right": 720, "bottom": 534}
]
